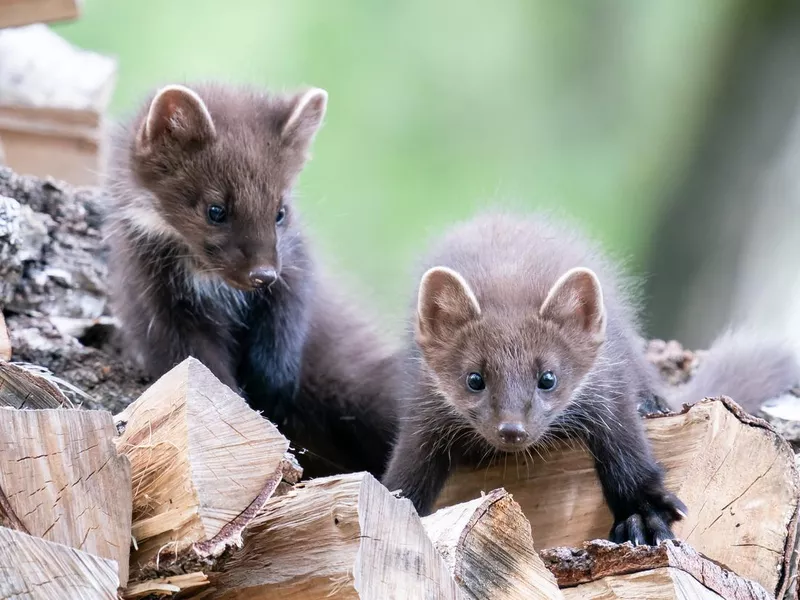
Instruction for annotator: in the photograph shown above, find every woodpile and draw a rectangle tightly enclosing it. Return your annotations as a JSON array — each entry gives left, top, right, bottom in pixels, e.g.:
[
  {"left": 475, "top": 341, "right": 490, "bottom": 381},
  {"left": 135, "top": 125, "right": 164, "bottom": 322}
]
[
  {"left": 0, "top": 5, "right": 799, "bottom": 594},
  {"left": 1, "top": 292, "right": 800, "bottom": 599}
]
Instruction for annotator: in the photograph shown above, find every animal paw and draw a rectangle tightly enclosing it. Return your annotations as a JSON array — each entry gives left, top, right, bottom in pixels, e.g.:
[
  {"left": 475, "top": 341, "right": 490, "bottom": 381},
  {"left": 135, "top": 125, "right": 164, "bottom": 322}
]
[{"left": 610, "top": 492, "right": 687, "bottom": 546}]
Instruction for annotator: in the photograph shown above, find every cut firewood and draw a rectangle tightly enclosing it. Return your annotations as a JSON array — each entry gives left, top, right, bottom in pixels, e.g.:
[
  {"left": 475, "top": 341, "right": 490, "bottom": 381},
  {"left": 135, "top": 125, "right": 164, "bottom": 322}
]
[
  {"left": 422, "top": 488, "right": 563, "bottom": 600},
  {"left": 0, "top": 25, "right": 115, "bottom": 186},
  {"left": 115, "top": 357, "right": 299, "bottom": 582},
  {"left": 0, "top": 361, "right": 70, "bottom": 408},
  {"left": 210, "top": 472, "right": 463, "bottom": 599},
  {"left": 0, "top": 525, "right": 119, "bottom": 600},
  {"left": 0, "top": 0, "right": 80, "bottom": 29},
  {"left": 0, "top": 311, "right": 9, "bottom": 361},
  {"left": 541, "top": 540, "right": 772, "bottom": 600},
  {"left": 437, "top": 398, "right": 799, "bottom": 597},
  {"left": 0, "top": 407, "right": 131, "bottom": 585}
]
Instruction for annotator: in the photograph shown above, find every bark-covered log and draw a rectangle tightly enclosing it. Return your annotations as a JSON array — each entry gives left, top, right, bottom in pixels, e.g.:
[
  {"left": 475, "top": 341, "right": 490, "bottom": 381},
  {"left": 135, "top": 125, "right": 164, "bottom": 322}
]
[
  {"left": 0, "top": 406, "right": 132, "bottom": 585},
  {"left": 437, "top": 399, "right": 799, "bottom": 597},
  {"left": 422, "top": 488, "right": 563, "bottom": 600},
  {"left": 0, "top": 166, "right": 107, "bottom": 318},
  {"left": 0, "top": 166, "right": 150, "bottom": 411},
  {"left": 541, "top": 540, "right": 772, "bottom": 600},
  {"left": 116, "top": 358, "right": 300, "bottom": 586}
]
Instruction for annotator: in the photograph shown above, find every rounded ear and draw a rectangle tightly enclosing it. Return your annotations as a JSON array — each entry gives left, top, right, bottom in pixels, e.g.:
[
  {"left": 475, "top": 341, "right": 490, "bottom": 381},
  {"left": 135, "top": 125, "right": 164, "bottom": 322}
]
[
  {"left": 139, "top": 84, "right": 216, "bottom": 148},
  {"left": 539, "top": 267, "right": 606, "bottom": 345},
  {"left": 417, "top": 266, "right": 481, "bottom": 343},
  {"left": 281, "top": 88, "right": 328, "bottom": 148}
]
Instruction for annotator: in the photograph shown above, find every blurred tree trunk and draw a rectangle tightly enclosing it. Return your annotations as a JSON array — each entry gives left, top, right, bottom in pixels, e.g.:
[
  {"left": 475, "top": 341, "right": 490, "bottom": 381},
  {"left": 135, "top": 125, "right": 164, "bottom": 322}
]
[{"left": 644, "top": 1, "right": 800, "bottom": 347}]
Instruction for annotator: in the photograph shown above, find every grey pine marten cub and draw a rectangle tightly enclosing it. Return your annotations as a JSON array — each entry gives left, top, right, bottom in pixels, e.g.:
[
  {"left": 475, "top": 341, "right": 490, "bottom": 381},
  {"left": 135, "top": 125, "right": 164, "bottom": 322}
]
[
  {"left": 105, "top": 83, "right": 397, "bottom": 478},
  {"left": 383, "top": 212, "right": 686, "bottom": 544}
]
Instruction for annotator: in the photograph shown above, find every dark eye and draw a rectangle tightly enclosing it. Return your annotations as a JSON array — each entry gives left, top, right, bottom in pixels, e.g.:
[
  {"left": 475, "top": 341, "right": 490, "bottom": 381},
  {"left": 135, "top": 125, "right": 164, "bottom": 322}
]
[
  {"left": 466, "top": 372, "right": 485, "bottom": 392},
  {"left": 538, "top": 371, "right": 557, "bottom": 391},
  {"left": 207, "top": 204, "right": 227, "bottom": 224},
  {"left": 276, "top": 205, "right": 286, "bottom": 224}
]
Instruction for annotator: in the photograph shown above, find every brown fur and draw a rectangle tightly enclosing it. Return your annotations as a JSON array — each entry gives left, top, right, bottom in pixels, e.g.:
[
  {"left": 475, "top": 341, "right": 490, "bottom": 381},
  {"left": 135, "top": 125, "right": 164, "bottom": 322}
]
[
  {"left": 104, "top": 83, "right": 398, "bottom": 478},
  {"left": 383, "top": 211, "right": 685, "bottom": 545},
  {"left": 669, "top": 328, "right": 800, "bottom": 413}
]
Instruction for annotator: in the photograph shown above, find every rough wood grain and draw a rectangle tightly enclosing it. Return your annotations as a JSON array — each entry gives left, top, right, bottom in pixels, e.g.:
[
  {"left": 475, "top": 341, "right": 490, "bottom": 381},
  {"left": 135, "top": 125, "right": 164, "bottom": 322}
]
[
  {"left": 115, "top": 357, "right": 298, "bottom": 581},
  {"left": 0, "top": 312, "right": 9, "bottom": 361},
  {"left": 562, "top": 568, "right": 724, "bottom": 600},
  {"left": 422, "top": 488, "right": 563, "bottom": 600},
  {"left": 0, "top": 0, "right": 80, "bottom": 29},
  {"left": 540, "top": 540, "right": 772, "bottom": 599},
  {"left": 0, "top": 407, "right": 131, "bottom": 585},
  {"left": 437, "top": 399, "right": 799, "bottom": 596},
  {"left": 211, "top": 472, "right": 464, "bottom": 599},
  {"left": 0, "top": 525, "right": 119, "bottom": 600},
  {"left": 0, "top": 361, "right": 70, "bottom": 409},
  {"left": 0, "top": 25, "right": 115, "bottom": 185}
]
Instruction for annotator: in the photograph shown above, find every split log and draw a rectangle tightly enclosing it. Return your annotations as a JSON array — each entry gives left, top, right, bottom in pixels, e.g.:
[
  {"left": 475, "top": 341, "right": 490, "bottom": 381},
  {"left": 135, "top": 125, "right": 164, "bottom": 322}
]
[
  {"left": 0, "top": 407, "right": 132, "bottom": 585},
  {"left": 422, "top": 488, "right": 563, "bottom": 600},
  {"left": 437, "top": 398, "right": 799, "bottom": 597},
  {"left": 0, "top": 311, "right": 9, "bottom": 361},
  {"left": 115, "top": 357, "right": 299, "bottom": 583},
  {"left": 0, "top": 361, "right": 70, "bottom": 408},
  {"left": 209, "top": 472, "right": 463, "bottom": 599},
  {"left": 541, "top": 540, "right": 772, "bottom": 600},
  {"left": 0, "top": 525, "right": 119, "bottom": 600},
  {"left": 0, "top": 25, "right": 115, "bottom": 186},
  {"left": 0, "top": 0, "right": 80, "bottom": 29}
]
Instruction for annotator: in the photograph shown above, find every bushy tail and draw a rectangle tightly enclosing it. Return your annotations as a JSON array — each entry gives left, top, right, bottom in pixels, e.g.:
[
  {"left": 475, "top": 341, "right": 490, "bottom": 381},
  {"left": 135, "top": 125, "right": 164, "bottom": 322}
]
[{"left": 667, "top": 329, "right": 800, "bottom": 414}]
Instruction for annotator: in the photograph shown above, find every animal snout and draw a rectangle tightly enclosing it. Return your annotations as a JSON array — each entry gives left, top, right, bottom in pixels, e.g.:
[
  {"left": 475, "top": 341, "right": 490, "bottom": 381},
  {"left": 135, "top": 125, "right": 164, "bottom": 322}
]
[
  {"left": 497, "top": 422, "right": 528, "bottom": 445},
  {"left": 249, "top": 266, "right": 278, "bottom": 288}
]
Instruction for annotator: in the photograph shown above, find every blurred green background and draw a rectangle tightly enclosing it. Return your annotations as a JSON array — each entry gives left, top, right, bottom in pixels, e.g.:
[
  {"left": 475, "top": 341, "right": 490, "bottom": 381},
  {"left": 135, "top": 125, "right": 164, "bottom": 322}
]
[{"left": 54, "top": 0, "right": 800, "bottom": 343}]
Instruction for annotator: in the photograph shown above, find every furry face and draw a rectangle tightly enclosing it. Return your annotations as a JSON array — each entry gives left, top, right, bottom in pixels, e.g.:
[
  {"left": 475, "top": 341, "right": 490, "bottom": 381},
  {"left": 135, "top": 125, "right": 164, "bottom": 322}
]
[
  {"left": 127, "top": 84, "right": 326, "bottom": 291},
  {"left": 415, "top": 266, "right": 605, "bottom": 452}
]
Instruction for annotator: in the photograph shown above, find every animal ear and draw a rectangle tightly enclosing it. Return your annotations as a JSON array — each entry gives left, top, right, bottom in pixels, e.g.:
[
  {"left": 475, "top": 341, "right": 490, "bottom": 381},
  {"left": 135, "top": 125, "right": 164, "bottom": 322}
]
[
  {"left": 139, "top": 85, "right": 216, "bottom": 148},
  {"left": 417, "top": 267, "right": 481, "bottom": 343},
  {"left": 539, "top": 267, "right": 606, "bottom": 345},
  {"left": 281, "top": 88, "right": 328, "bottom": 148}
]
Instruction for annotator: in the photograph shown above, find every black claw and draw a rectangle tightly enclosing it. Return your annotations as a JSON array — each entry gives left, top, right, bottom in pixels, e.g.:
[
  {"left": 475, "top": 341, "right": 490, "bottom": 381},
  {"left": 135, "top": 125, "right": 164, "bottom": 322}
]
[
  {"left": 610, "top": 521, "right": 627, "bottom": 544},
  {"left": 610, "top": 491, "right": 687, "bottom": 546},
  {"left": 627, "top": 514, "right": 646, "bottom": 546}
]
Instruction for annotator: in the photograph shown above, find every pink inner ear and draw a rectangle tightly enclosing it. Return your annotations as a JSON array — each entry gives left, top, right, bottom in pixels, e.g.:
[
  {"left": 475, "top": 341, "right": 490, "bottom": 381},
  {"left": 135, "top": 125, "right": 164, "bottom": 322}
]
[
  {"left": 417, "top": 268, "right": 480, "bottom": 341},
  {"left": 540, "top": 268, "right": 605, "bottom": 340},
  {"left": 144, "top": 86, "right": 215, "bottom": 146}
]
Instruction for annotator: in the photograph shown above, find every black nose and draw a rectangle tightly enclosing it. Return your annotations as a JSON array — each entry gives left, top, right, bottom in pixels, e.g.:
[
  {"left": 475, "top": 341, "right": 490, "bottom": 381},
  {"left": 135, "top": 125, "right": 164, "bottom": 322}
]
[
  {"left": 249, "top": 267, "right": 278, "bottom": 288},
  {"left": 497, "top": 422, "right": 528, "bottom": 445}
]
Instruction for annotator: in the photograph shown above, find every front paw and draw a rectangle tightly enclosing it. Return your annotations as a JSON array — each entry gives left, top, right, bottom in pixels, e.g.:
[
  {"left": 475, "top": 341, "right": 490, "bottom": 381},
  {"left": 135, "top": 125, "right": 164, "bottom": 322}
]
[{"left": 610, "top": 491, "right": 687, "bottom": 546}]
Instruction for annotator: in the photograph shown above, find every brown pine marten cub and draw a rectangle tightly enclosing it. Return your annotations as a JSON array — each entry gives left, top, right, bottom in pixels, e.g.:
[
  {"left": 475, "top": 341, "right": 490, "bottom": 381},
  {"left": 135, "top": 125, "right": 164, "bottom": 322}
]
[
  {"left": 383, "top": 212, "right": 686, "bottom": 544},
  {"left": 105, "top": 83, "right": 397, "bottom": 478}
]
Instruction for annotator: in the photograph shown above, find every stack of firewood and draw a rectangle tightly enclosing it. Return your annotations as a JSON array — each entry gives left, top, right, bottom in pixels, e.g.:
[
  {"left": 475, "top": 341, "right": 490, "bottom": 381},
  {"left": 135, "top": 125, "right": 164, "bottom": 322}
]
[
  {"left": 0, "top": 307, "right": 797, "bottom": 599},
  {"left": 0, "top": 0, "right": 116, "bottom": 185}
]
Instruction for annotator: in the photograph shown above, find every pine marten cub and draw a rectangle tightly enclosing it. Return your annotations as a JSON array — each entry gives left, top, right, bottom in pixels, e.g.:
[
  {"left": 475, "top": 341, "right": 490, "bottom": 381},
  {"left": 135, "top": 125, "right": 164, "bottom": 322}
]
[
  {"left": 383, "top": 212, "right": 686, "bottom": 544},
  {"left": 105, "top": 83, "right": 397, "bottom": 478}
]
